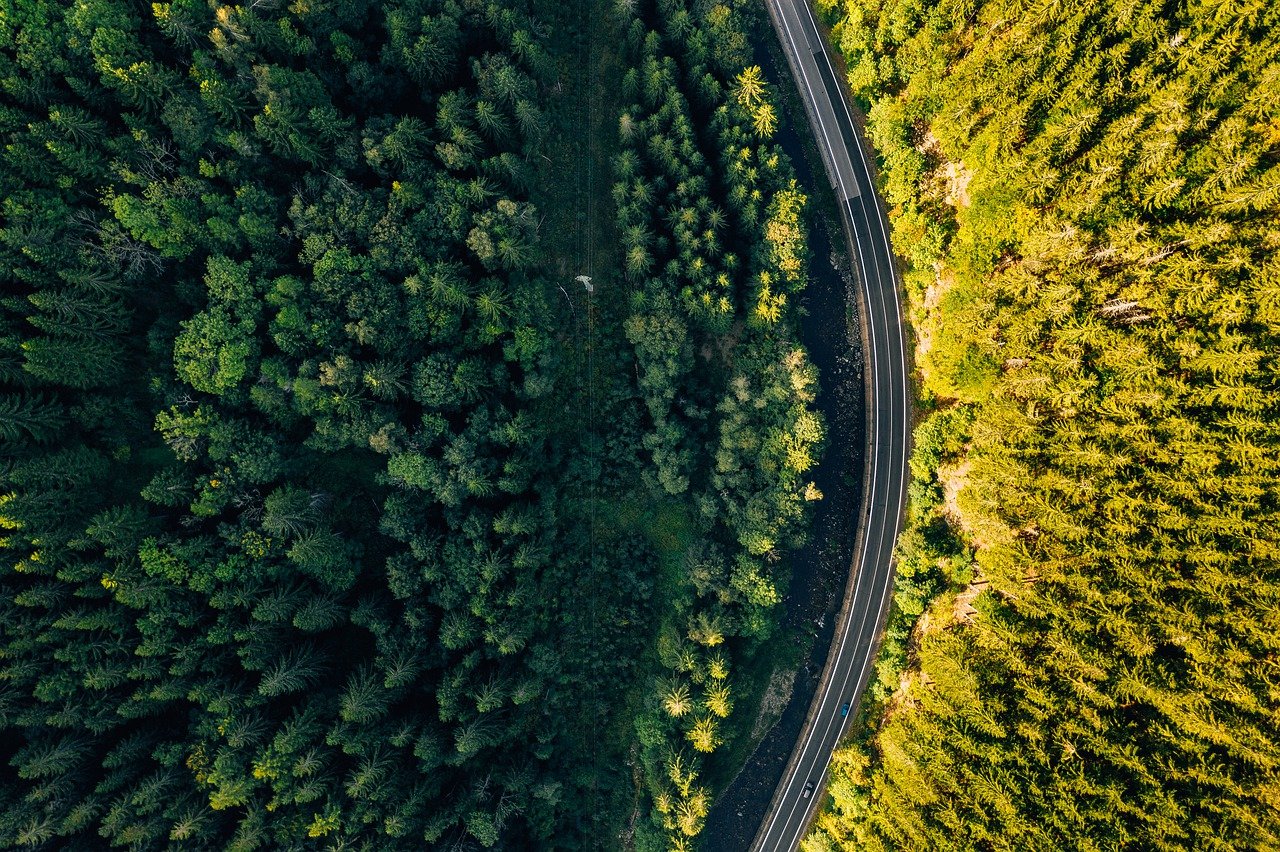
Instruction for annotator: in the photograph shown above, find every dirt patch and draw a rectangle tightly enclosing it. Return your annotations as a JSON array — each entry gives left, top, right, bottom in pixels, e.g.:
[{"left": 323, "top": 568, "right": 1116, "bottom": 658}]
[
  {"left": 916, "top": 130, "right": 971, "bottom": 208},
  {"left": 914, "top": 265, "right": 954, "bottom": 367},
  {"left": 951, "top": 575, "right": 989, "bottom": 624},
  {"left": 943, "top": 160, "right": 973, "bottom": 208},
  {"left": 937, "top": 459, "right": 969, "bottom": 532},
  {"left": 750, "top": 667, "right": 799, "bottom": 742}
]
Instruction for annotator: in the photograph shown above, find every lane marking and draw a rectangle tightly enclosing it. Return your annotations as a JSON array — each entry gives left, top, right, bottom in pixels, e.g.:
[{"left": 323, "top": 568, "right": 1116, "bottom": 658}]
[
  {"left": 770, "top": 207, "right": 893, "bottom": 846},
  {"left": 753, "top": 9, "right": 887, "bottom": 843},
  {"left": 773, "top": 0, "right": 856, "bottom": 203},
  {"left": 756, "top": 1, "right": 914, "bottom": 848}
]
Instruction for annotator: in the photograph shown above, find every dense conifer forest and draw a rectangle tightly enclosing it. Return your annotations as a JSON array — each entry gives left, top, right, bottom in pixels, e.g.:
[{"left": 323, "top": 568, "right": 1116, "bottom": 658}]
[
  {"left": 808, "top": 0, "right": 1280, "bottom": 849},
  {"left": 0, "top": 0, "right": 822, "bottom": 848}
]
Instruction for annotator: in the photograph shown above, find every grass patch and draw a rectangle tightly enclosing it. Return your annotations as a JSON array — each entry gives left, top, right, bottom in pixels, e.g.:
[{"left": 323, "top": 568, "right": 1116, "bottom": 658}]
[{"left": 648, "top": 501, "right": 695, "bottom": 565}]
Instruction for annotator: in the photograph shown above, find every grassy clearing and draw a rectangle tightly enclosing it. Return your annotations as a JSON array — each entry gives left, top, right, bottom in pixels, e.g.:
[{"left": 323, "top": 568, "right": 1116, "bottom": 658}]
[{"left": 535, "top": 0, "right": 622, "bottom": 283}]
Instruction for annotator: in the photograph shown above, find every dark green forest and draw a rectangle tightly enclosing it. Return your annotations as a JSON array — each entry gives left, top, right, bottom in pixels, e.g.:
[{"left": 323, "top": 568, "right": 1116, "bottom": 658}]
[
  {"left": 808, "top": 0, "right": 1280, "bottom": 849},
  {"left": 0, "top": 0, "right": 822, "bottom": 848}
]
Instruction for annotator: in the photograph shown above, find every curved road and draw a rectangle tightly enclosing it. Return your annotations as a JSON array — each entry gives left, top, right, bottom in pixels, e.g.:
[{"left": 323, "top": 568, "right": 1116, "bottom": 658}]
[{"left": 750, "top": 1, "right": 910, "bottom": 850}]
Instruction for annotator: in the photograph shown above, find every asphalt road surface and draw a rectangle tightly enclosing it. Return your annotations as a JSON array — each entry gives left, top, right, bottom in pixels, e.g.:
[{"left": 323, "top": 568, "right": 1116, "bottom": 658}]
[{"left": 749, "top": 0, "right": 911, "bottom": 849}]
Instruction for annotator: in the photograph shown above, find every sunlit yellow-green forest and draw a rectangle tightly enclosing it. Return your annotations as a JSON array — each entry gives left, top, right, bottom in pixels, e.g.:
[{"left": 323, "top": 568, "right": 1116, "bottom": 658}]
[{"left": 808, "top": 0, "right": 1280, "bottom": 848}]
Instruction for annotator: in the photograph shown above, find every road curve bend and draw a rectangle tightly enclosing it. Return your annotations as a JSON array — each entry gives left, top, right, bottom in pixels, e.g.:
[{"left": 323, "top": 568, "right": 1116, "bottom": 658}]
[{"left": 750, "top": 1, "right": 911, "bottom": 850}]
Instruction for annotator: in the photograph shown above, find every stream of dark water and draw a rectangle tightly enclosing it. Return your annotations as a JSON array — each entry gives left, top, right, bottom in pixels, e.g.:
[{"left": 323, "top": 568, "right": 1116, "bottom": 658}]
[{"left": 699, "top": 30, "right": 869, "bottom": 852}]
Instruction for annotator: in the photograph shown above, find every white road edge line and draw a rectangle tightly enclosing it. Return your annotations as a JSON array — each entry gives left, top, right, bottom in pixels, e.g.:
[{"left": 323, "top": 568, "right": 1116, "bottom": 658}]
[
  {"left": 753, "top": 1, "right": 885, "bottom": 847},
  {"left": 758, "top": 0, "right": 914, "bottom": 847}
]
